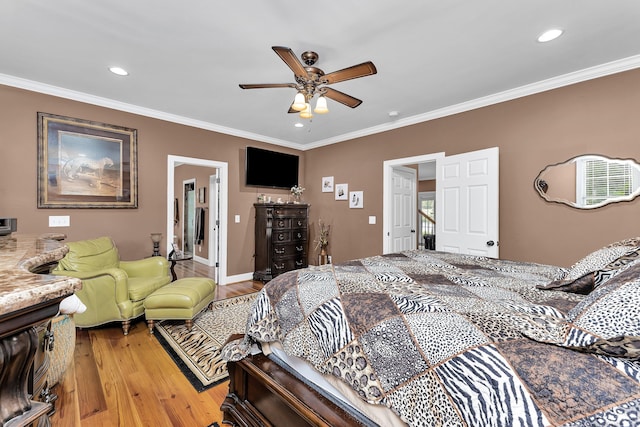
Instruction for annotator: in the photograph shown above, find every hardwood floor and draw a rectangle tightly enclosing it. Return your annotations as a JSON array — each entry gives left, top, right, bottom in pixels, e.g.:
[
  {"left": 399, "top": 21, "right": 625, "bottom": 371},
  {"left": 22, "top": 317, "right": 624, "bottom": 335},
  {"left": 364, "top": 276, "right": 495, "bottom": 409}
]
[{"left": 50, "top": 261, "right": 263, "bottom": 427}]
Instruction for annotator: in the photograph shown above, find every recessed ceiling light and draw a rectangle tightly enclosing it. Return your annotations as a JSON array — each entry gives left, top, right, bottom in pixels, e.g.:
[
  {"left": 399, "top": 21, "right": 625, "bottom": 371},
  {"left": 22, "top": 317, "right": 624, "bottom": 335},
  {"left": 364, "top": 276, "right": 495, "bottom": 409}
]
[
  {"left": 109, "top": 66, "right": 129, "bottom": 76},
  {"left": 294, "top": 123, "right": 304, "bottom": 128},
  {"left": 388, "top": 111, "right": 399, "bottom": 117},
  {"left": 537, "top": 29, "right": 563, "bottom": 43}
]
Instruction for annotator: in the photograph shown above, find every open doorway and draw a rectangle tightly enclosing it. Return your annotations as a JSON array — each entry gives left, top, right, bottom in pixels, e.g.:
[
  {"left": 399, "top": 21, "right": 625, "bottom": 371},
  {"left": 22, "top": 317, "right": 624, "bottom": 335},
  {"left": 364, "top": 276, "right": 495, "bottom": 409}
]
[
  {"left": 167, "top": 155, "right": 229, "bottom": 285},
  {"left": 382, "top": 153, "right": 444, "bottom": 254},
  {"left": 183, "top": 180, "right": 195, "bottom": 255},
  {"left": 383, "top": 148, "right": 499, "bottom": 257}
]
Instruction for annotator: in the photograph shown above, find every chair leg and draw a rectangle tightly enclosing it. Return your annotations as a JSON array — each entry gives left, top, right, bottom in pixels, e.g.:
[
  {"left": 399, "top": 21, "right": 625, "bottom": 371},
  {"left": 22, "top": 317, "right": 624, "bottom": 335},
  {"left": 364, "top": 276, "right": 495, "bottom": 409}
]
[
  {"left": 147, "top": 320, "right": 155, "bottom": 334},
  {"left": 185, "top": 319, "right": 193, "bottom": 331},
  {"left": 122, "top": 320, "right": 131, "bottom": 335}
]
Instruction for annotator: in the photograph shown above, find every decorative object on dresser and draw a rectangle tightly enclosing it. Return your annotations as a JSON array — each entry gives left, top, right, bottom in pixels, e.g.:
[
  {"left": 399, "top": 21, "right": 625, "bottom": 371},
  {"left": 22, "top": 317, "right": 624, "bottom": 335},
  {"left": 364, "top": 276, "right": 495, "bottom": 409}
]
[
  {"left": 290, "top": 184, "right": 305, "bottom": 204},
  {"left": 253, "top": 203, "right": 309, "bottom": 282},
  {"left": 314, "top": 219, "right": 330, "bottom": 265}
]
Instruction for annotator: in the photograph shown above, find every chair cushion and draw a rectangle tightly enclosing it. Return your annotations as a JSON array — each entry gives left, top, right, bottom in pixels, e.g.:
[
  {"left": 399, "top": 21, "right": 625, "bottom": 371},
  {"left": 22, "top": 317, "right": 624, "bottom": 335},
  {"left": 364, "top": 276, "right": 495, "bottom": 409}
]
[
  {"left": 128, "top": 276, "right": 172, "bottom": 302},
  {"left": 58, "top": 236, "right": 119, "bottom": 272}
]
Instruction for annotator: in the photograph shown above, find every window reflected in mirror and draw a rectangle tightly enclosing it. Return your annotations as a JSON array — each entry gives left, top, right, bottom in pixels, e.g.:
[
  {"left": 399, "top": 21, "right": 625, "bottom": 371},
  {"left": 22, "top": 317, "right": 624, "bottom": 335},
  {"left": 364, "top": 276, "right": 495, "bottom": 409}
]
[{"left": 534, "top": 155, "right": 640, "bottom": 209}]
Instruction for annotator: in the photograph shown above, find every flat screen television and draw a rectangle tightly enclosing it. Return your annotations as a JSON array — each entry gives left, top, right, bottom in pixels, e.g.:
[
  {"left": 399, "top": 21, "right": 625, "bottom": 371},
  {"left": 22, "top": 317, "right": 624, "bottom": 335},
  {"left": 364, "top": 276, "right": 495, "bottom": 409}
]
[{"left": 245, "top": 146, "right": 299, "bottom": 189}]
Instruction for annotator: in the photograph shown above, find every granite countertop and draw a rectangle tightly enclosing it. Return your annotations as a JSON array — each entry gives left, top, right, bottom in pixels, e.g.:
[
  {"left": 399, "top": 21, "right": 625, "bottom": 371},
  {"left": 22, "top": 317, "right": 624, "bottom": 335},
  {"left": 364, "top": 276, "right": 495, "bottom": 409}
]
[{"left": 0, "top": 233, "right": 82, "bottom": 316}]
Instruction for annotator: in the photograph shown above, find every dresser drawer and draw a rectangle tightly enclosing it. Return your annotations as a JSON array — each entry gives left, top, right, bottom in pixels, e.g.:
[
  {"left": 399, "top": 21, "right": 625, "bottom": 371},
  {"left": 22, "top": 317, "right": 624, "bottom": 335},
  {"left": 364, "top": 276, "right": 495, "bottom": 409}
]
[
  {"left": 273, "top": 218, "right": 291, "bottom": 229},
  {"left": 272, "top": 257, "right": 308, "bottom": 274},
  {"left": 273, "top": 207, "right": 308, "bottom": 218},
  {"left": 273, "top": 243, "right": 306, "bottom": 258}
]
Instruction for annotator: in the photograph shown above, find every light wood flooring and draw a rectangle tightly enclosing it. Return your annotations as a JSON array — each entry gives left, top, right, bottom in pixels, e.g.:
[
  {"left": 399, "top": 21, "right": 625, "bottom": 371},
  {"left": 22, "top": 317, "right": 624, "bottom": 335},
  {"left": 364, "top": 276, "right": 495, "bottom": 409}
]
[{"left": 50, "top": 261, "right": 263, "bottom": 427}]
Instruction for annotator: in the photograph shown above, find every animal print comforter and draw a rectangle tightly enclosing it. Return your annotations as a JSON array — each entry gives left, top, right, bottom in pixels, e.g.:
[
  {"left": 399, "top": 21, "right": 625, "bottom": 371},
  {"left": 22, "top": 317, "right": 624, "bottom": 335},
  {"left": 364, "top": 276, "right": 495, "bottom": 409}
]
[{"left": 223, "top": 250, "right": 640, "bottom": 426}]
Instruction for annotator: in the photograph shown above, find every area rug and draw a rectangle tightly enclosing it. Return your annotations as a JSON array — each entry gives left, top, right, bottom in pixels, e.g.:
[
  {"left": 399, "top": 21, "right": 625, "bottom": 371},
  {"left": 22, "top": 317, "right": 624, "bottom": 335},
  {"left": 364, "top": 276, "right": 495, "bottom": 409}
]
[{"left": 154, "top": 292, "right": 258, "bottom": 392}]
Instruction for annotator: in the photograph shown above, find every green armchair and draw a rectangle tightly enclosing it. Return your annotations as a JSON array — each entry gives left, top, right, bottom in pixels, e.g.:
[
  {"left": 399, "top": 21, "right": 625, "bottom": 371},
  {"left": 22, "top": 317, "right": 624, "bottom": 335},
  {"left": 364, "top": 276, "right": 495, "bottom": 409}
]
[{"left": 53, "top": 236, "right": 171, "bottom": 335}]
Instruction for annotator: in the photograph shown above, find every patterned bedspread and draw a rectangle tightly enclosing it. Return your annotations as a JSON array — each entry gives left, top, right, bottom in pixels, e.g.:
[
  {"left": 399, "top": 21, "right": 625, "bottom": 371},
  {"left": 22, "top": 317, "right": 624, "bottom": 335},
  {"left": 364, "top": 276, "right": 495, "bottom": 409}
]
[{"left": 223, "top": 250, "right": 640, "bottom": 426}]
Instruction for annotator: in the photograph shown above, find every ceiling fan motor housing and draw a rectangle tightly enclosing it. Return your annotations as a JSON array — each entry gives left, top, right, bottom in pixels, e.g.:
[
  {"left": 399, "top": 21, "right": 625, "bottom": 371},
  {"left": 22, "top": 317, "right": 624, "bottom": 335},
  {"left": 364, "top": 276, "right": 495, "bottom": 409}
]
[{"left": 301, "top": 51, "right": 319, "bottom": 66}]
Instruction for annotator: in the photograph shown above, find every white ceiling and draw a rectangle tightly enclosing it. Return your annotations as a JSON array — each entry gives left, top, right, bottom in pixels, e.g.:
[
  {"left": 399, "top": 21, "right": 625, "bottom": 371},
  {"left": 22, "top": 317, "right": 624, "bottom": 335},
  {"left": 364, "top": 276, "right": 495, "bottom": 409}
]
[{"left": 2, "top": 1, "right": 640, "bottom": 150}]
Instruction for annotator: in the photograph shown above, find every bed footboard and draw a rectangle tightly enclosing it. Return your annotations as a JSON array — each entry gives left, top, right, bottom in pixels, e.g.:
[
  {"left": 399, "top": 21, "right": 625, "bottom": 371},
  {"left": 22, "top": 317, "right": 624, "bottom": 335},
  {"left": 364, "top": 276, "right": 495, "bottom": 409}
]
[{"left": 222, "top": 353, "right": 369, "bottom": 426}]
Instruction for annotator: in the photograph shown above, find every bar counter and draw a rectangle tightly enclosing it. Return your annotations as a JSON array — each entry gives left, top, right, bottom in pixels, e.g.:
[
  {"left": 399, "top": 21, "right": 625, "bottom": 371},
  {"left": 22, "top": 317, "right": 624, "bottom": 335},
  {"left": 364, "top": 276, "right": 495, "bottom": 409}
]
[{"left": 0, "top": 233, "right": 82, "bottom": 427}]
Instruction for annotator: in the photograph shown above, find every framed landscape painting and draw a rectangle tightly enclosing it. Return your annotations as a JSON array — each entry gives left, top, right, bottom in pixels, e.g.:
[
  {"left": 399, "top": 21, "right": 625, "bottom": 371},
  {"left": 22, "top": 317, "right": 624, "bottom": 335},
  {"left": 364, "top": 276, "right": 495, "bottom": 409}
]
[{"left": 37, "top": 112, "right": 138, "bottom": 208}]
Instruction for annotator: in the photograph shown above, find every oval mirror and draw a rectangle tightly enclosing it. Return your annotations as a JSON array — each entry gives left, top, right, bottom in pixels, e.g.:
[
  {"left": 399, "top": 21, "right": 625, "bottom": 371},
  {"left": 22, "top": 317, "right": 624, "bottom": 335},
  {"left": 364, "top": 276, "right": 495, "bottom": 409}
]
[{"left": 534, "top": 154, "right": 640, "bottom": 209}]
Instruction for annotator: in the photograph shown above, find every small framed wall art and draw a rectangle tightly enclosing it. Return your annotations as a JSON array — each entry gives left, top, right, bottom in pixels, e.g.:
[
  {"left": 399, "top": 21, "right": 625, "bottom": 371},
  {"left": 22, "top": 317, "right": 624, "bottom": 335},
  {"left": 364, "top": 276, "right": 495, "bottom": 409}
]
[
  {"left": 335, "top": 183, "right": 348, "bottom": 200},
  {"left": 322, "top": 176, "right": 334, "bottom": 192},
  {"left": 349, "top": 191, "right": 363, "bottom": 208}
]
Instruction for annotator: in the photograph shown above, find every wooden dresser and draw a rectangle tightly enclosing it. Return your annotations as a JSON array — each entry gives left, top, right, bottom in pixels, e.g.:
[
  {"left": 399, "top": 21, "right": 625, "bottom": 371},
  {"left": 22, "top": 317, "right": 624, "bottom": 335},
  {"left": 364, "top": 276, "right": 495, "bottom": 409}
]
[
  {"left": 253, "top": 203, "right": 309, "bottom": 281},
  {"left": 0, "top": 233, "right": 81, "bottom": 427}
]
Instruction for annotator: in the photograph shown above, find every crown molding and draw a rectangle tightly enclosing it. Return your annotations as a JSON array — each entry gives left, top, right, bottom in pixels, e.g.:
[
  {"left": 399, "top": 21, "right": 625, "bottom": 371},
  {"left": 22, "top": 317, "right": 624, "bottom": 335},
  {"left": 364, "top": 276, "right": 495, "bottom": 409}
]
[
  {"left": 2, "top": 54, "right": 639, "bottom": 151},
  {"left": 303, "top": 54, "right": 640, "bottom": 150}
]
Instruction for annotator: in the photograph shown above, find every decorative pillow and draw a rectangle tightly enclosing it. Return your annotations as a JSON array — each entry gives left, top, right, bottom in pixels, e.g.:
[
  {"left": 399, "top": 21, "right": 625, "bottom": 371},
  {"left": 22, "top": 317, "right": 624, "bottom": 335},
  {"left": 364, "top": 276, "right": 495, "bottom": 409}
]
[
  {"left": 605, "top": 236, "right": 640, "bottom": 248},
  {"left": 537, "top": 246, "right": 640, "bottom": 294},
  {"left": 536, "top": 273, "right": 594, "bottom": 294},
  {"left": 524, "top": 261, "right": 640, "bottom": 358},
  {"left": 564, "top": 245, "right": 632, "bottom": 281},
  {"left": 592, "top": 246, "right": 640, "bottom": 288},
  {"left": 536, "top": 244, "right": 631, "bottom": 293}
]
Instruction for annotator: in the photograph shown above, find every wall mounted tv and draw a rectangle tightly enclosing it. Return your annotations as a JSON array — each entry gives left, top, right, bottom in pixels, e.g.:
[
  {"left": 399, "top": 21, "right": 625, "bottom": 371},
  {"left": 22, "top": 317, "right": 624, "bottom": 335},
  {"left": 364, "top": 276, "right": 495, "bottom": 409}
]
[{"left": 245, "top": 146, "right": 299, "bottom": 189}]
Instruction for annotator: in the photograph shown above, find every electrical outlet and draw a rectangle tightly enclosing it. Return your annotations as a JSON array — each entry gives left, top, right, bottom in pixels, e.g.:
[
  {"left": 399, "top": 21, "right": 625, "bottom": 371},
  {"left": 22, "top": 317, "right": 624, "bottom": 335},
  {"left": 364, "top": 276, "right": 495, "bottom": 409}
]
[
  {"left": 368, "top": 216, "right": 376, "bottom": 225},
  {"left": 49, "top": 215, "right": 70, "bottom": 227}
]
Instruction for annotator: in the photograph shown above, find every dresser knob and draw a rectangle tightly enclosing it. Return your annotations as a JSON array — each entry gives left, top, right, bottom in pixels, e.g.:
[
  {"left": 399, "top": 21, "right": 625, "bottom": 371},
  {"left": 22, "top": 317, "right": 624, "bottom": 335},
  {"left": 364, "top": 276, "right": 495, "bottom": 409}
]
[
  {"left": 278, "top": 234, "right": 285, "bottom": 241},
  {"left": 296, "top": 246, "right": 303, "bottom": 252}
]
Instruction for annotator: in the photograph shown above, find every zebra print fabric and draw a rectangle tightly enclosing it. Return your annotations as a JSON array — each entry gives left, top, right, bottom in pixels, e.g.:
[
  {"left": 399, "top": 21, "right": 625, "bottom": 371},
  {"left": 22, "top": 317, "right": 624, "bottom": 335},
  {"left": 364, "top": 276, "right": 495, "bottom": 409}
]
[{"left": 224, "top": 250, "right": 640, "bottom": 426}]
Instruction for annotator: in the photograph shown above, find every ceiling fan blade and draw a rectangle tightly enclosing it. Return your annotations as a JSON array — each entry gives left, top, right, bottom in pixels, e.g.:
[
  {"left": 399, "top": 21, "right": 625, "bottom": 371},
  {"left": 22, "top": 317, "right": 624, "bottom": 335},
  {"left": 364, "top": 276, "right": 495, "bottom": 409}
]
[
  {"left": 322, "top": 61, "right": 377, "bottom": 85},
  {"left": 239, "top": 83, "right": 297, "bottom": 89},
  {"left": 323, "top": 87, "right": 363, "bottom": 108},
  {"left": 272, "top": 46, "right": 308, "bottom": 77}
]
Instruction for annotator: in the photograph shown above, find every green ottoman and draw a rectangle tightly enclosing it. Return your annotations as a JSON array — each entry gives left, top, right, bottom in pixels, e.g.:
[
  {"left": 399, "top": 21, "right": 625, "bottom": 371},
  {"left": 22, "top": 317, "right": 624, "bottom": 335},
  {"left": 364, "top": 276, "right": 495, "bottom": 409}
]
[{"left": 143, "top": 277, "right": 216, "bottom": 333}]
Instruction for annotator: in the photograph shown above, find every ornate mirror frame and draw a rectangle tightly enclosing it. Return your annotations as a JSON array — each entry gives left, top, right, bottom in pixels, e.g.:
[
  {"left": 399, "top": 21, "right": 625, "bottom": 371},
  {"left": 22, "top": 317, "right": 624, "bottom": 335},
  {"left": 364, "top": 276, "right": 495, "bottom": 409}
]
[{"left": 534, "top": 154, "right": 640, "bottom": 209}]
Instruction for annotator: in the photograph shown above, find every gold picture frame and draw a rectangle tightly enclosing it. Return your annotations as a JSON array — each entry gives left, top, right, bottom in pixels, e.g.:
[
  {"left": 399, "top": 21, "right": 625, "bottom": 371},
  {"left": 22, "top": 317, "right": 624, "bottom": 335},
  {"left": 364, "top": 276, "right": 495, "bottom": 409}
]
[{"left": 37, "top": 112, "right": 138, "bottom": 208}]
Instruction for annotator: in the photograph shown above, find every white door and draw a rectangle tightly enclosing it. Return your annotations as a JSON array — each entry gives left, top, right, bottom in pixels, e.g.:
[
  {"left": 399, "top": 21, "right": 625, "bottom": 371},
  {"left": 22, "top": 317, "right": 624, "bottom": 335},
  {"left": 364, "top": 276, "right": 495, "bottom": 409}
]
[
  {"left": 436, "top": 147, "right": 499, "bottom": 257},
  {"left": 209, "top": 172, "right": 220, "bottom": 284},
  {"left": 390, "top": 166, "right": 417, "bottom": 252}
]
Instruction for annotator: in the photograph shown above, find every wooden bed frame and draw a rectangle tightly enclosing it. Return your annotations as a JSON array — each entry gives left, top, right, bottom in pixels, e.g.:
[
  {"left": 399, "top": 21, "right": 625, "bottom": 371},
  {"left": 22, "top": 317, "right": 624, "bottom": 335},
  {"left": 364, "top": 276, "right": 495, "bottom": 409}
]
[{"left": 221, "top": 353, "right": 373, "bottom": 426}]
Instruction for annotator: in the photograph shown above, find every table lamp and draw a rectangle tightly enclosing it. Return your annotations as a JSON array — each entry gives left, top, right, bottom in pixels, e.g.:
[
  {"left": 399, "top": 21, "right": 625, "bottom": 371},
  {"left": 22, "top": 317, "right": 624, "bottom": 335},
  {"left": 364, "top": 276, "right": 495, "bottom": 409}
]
[{"left": 150, "top": 232, "right": 162, "bottom": 257}]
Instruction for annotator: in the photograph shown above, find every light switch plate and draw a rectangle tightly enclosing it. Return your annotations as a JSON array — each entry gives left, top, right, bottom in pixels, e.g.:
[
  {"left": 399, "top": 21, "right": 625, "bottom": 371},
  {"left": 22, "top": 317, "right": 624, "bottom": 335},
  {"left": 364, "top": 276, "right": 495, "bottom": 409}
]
[
  {"left": 368, "top": 216, "right": 376, "bottom": 225},
  {"left": 234, "top": 215, "right": 241, "bottom": 223},
  {"left": 49, "top": 215, "right": 70, "bottom": 227}
]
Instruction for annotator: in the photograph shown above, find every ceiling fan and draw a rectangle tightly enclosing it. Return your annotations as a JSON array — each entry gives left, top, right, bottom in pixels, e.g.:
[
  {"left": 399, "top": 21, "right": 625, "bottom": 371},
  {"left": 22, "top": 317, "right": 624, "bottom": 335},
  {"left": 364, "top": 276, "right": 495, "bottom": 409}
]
[{"left": 239, "top": 46, "right": 377, "bottom": 118}]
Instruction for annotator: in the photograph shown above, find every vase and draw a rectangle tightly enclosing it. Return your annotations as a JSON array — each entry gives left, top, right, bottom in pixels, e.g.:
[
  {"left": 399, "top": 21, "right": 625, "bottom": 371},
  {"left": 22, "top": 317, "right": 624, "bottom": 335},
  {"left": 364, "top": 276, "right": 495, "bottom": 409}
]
[
  {"left": 318, "top": 246, "right": 328, "bottom": 265},
  {"left": 293, "top": 194, "right": 302, "bottom": 204}
]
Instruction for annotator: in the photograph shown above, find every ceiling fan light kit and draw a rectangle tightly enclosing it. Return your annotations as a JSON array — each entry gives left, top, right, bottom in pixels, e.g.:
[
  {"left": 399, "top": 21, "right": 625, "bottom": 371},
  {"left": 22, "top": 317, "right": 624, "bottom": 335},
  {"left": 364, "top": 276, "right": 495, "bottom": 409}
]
[{"left": 239, "top": 46, "right": 377, "bottom": 120}]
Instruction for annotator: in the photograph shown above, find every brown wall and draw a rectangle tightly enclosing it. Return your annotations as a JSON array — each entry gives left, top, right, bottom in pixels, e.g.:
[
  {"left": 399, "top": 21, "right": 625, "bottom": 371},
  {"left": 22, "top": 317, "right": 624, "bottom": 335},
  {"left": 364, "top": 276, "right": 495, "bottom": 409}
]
[
  {"left": 1, "top": 68, "right": 639, "bottom": 276},
  {"left": 0, "top": 85, "right": 302, "bottom": 276},
  {"left": 305, "top": 69, "right": 640, "bottom": 267}
]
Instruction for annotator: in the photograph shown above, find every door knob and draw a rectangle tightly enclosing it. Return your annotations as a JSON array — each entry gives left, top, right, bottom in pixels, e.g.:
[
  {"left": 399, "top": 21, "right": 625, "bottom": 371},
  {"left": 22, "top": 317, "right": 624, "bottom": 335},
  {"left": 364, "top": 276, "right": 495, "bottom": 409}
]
[
  {"left": 410, "top": 229, "right": 416, "bottom": 233},
  {"left": 486, "top": 240, "right": 495, "bottom": 246}
]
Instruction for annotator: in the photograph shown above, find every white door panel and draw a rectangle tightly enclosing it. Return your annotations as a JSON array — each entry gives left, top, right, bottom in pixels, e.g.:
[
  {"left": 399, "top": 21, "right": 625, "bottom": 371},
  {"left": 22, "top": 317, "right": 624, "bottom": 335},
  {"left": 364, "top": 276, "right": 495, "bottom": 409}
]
[
  {"left": 390, "top": 166, "right": 417, "bottom": 252},
  {"left": 436, "top": 147, "right": 499, "bottom": 258}
]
